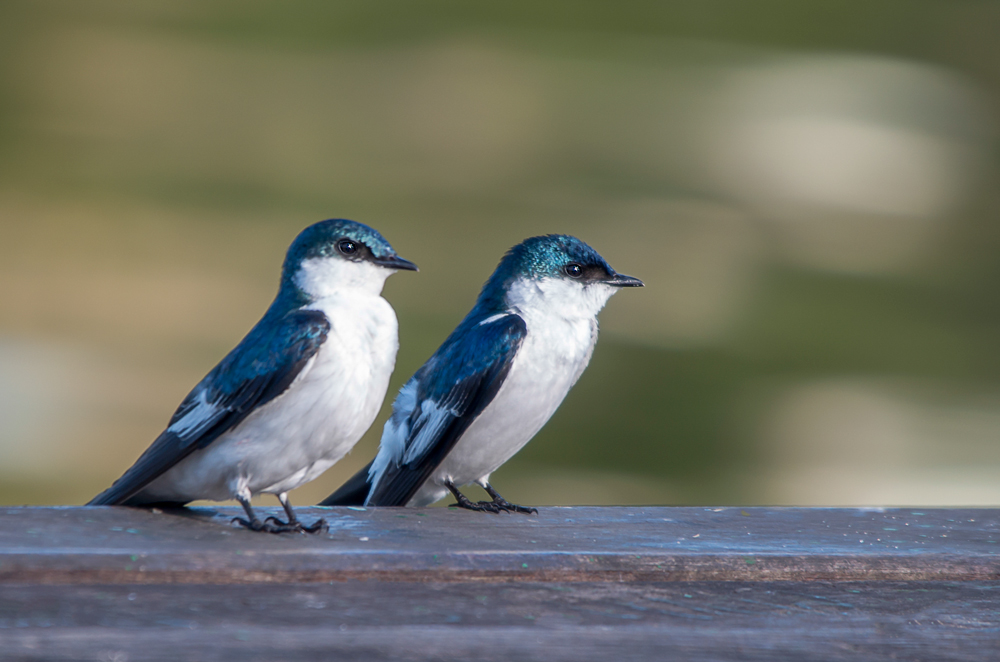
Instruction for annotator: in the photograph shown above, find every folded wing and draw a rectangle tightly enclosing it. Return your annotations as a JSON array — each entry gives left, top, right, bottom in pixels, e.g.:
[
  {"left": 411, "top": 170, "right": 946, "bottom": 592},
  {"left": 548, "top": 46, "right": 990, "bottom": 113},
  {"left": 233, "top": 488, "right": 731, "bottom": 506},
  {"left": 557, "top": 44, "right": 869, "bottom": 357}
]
[
  {"left": 88, "top": 308, "right": 330, "bottom": 506},
  {"left": 363, "top": 313, "right": 527, "bottom": 507}
]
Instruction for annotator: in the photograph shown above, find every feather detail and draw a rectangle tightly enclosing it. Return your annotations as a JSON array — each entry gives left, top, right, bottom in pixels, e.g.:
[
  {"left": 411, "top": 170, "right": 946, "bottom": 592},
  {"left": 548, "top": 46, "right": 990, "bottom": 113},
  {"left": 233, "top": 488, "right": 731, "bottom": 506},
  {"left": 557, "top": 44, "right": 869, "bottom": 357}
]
[{"left": 364, "top": 313, "right": 527, "bottom": 506}]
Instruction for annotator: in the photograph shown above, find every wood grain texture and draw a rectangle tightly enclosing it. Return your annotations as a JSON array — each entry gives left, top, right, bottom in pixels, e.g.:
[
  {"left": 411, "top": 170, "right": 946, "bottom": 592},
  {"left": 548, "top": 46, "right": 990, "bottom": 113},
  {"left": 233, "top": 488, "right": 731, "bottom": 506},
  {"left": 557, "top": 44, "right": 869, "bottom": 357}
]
[
  {"left": 0, "top": 506, "right": 996, "bottom": 583},
  {"left": 1, "top": 581, "right": 997, "bottom": 661},
  {"left": 1, "top": 507, "right": 997, "bottom": 660}
]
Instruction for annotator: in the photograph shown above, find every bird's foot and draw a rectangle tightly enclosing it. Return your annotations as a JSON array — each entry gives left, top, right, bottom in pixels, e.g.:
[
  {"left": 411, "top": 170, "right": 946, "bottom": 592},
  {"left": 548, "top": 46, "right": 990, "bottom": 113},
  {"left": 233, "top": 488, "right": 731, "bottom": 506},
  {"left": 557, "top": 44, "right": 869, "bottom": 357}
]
[
  {"left": 232, "top": 516, "right": 276, "bottom": 532},
  {"left": 264, "top": 516, "right": 329, "bottom": 533},
  {"left": 490, "top": 498, "right": 537, "bottom": 515},
  {"left": 450, "top": 499, "right": 504, "bottom": 513},
  {"left": 449, "top": 494, "right": 537, "bottom": 515},
  {"left": 482, "top": 483, "right": 537, "bottom": 515},
  {"left": 446, "top": 480, "right": 536, "bottom": 515},
  {"left": 448, "top": 487, "right": 499, "bottom": 513},
  {"left": 265, "top": 515, "right": 328, "bottom": 534},
  {"left": 231, "top": 516, "right": 327, "bottom": 534}
]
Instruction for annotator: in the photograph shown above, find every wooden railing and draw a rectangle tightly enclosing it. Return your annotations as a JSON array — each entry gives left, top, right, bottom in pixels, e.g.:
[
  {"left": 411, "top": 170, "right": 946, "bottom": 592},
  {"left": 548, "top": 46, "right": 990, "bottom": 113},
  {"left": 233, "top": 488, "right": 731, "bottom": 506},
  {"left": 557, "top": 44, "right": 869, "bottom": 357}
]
[{"left": 1, "top": 506, "right": 997, "bottom": 660}]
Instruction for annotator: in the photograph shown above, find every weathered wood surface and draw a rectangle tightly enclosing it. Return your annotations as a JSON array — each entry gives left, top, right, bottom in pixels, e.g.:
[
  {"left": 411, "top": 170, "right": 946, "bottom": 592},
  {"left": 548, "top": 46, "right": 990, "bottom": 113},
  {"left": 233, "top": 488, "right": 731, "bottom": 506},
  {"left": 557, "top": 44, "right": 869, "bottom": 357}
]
[
  {"left": 1, "top": 506, "right": 997, "bottom": 660},
  {"left": 0, "top": 506, "right": 996, "bottom": 583},
  {"left": 2, "top": 580, "right": 998, "bottom": 661}
]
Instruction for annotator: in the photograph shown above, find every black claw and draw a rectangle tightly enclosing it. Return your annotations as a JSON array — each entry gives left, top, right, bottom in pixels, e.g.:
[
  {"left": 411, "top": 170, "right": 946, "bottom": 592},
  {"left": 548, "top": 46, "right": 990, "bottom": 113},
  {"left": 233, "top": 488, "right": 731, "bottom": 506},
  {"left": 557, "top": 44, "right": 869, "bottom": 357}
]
[
  {"left": 449, "top": 500, "right": 499, "bottom": 513},
  {"left": 273, "top": 495, "right": 327, "bottom": 533},
  {"left": 481, "top": 500, "right": 509, "bottom": 514},
  {"left": 474, "top": 500, "right": 501, "bottom": 513},
  {"left": 482, "top": 484, "right": 537, "bottom": 515},
  {"left": 232, "top": 516, "right": 327, "bottom": 534},
  {"left": 448, "top": 498, "right": 517, "bottom": 514},
  {"left": 445, "top": 480, "right": 537, "bottom": 516},
  {"left": 232, "top": 516, "right": 269, "bottom": 532},
  {"left": 494, "top": 501, "right": 538, "bottom": 515},
  {"left": 301, "top": 518, "right": 328, "bottom": 533}
]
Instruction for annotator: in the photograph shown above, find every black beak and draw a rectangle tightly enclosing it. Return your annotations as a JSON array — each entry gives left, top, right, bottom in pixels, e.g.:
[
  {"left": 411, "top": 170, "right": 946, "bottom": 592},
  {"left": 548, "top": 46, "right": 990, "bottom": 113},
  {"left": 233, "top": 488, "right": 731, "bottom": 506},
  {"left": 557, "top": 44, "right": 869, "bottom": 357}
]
[
  {"left": 605, "top": 273, "right": 643, "bottom": 287},
  {"left": 374, "top": 255, "right": 419, "bottom": 272}
]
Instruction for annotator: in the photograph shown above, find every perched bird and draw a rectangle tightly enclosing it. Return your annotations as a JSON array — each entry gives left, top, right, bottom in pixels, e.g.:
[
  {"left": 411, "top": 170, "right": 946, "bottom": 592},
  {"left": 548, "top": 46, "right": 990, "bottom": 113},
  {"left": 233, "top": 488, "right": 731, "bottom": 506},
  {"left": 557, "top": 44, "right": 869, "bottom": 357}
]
[
  {"left": 88, "top": 219, "right": 416, "bottom": 533},
  {"left": 321, "top": 234, "right": 641, "bottom": 513}
]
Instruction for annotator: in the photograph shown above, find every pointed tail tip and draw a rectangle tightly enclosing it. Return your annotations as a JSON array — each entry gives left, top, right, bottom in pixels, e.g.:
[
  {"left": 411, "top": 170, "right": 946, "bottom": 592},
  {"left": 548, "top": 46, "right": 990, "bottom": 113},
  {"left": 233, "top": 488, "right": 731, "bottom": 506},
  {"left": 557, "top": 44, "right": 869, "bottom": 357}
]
[{"left": 86, "top": 491, "right": 111, "bottom": 506}]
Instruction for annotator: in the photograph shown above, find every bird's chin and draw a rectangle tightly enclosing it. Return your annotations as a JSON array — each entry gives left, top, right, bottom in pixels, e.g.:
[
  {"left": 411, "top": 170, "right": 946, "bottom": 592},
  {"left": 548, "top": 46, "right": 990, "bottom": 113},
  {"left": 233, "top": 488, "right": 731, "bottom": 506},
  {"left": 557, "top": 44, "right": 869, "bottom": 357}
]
[{"left": 563, "top": 281, "right": 617, "bottom": 318}]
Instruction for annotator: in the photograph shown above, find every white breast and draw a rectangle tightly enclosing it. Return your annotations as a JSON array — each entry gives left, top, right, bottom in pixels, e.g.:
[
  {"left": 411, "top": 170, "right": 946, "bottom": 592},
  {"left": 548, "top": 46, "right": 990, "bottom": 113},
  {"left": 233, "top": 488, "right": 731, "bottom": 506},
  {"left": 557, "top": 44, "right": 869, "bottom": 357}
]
[
  {"left": 408, "top": 278, "right": 609, "bottom": 506},
  {"left": 139, "top": 292, "right": 399, "bottom": 503}
]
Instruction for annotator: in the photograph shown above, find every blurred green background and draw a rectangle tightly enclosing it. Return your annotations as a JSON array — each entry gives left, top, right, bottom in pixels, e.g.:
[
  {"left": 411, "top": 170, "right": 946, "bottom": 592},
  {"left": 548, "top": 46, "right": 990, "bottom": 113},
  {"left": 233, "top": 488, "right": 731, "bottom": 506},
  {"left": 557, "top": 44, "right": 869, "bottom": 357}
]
[{"left": 2, "top": 1, "right": 999, "bottom": 507}]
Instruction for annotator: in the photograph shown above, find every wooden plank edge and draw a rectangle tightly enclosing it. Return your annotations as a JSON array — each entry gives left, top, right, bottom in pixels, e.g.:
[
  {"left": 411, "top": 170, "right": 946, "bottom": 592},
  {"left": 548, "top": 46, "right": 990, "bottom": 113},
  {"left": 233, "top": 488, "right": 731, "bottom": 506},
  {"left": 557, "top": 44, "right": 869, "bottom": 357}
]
[{"left": 1, "top": 553, "right": 997, "bottom": 584}]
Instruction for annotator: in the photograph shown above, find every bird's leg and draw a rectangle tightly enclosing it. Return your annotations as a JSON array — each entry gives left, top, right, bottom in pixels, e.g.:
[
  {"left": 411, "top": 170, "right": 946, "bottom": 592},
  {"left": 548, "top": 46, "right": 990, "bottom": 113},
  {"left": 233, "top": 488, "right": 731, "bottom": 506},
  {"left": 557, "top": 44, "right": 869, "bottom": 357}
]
[
  {"left": 232, "top": 494, "right": 273, "bottom": 532},
  {"left": 278, "top": 493, "right": 300, "bottom": 524},
  {"left": 264, "top": 493, "right": 327, "bottom": 533},
  {"left": 482, "top": 482, "right": 537, "bottom": 515},
  {"left": 232, "top": 493, "right": 325, "bottom": 534},
  {"left": 446, "top": 480, "right": 502, "bottom": 514}
]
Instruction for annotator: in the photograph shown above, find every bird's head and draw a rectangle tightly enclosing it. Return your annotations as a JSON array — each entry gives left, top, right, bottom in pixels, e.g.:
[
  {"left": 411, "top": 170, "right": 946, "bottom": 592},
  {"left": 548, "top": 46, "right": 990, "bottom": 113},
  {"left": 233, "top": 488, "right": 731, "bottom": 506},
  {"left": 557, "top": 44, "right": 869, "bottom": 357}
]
[
  {"left": 282, "top": 219, "right": 417, "bottom": 300},
  {"left": 485, "top": 235, "right": 642, "bottom": 319}
]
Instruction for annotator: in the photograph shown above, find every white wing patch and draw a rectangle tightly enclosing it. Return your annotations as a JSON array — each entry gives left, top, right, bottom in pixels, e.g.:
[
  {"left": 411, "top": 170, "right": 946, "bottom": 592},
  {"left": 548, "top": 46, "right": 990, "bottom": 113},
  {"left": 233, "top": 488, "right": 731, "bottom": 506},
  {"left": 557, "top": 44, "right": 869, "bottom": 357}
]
[
  {"left": 367, "top": 379, "right": 418, "bottom": 499},
  {"left": 478, "top": 313, "right": 509, "bottom": 326},
  {"left": 166, "top": 390, "right": 219, "bottom": 439},
  {"left": 402, "top": 399, "right": 456, "bottom": 465},
  {"left": 365, "top": 378, "right": 458, "bottom": 504}
]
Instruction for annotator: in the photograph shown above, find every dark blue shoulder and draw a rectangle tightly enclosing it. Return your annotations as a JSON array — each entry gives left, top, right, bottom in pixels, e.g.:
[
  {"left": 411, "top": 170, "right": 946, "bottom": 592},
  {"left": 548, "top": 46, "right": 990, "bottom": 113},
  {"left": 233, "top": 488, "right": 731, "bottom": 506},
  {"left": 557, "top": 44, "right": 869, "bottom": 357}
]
[
  {"left": 207, "top": 308, "right": 329, "bottom": 397},
  {"left": 417, "top": 312, "right": 526, "bottom": 404}
]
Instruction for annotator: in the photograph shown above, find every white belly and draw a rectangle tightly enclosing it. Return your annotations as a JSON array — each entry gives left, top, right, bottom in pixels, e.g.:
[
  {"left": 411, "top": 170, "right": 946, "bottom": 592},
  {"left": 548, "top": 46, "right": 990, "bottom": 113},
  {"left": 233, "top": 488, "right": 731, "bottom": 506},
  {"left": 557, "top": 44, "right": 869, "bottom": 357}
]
[
  {"left": 408, "top": 315, "right": 597, "bottom": 506},
  {"left": 138, "top": 294, "right": 399, "bottom": 503}
]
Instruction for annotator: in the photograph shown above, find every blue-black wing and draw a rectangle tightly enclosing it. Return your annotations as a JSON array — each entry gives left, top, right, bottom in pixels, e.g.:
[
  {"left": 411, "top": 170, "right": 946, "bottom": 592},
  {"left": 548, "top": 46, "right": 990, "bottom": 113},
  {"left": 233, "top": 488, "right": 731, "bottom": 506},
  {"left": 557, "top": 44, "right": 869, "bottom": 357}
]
[
  {"left": 318, "top": 459, "right": 374, "bottom": 506},
  {"left": 363, "top": 313, "right": 527, "bottom": 507},
  {"left": 88, "top": 308, "right": 330, "bottom": 506}
]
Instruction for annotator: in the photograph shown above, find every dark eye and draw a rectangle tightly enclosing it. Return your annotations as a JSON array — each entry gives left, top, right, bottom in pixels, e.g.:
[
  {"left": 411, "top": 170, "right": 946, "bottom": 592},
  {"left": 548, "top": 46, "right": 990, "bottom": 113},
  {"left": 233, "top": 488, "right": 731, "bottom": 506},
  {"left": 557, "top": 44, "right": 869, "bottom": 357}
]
[
  {"left": 338, "top": 239, "right": 358, "bottom": 255},
  {"left": 565, "top": 263, "right": 583, "bottom": 278}
]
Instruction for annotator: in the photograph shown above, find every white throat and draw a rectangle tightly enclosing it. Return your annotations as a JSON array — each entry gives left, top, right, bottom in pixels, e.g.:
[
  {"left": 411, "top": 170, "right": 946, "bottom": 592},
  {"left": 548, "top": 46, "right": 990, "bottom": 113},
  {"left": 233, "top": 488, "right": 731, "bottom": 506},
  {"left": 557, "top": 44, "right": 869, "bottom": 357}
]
[
  {"left": 293, "top": 257, "right": 392, "bottom": 299},
  {"left": 505, "top": 276, "right": 617, "bottom": 324}
]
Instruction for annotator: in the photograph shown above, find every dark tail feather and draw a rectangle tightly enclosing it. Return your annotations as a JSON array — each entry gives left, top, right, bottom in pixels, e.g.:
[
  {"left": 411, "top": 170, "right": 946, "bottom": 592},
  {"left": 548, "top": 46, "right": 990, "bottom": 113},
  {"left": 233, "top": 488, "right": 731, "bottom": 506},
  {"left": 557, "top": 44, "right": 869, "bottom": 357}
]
[
  {"left": 87, "top": 485, "right": 128, "bottom": 506},
  {"left": 87, "top": 480, "right": 153, "bottom": 506},
  {"left": 88, "top": 487, "right": 189, "bottom": 508},
  {"left": 319, "top": 461, "right": 374, "bottom": 506}
]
